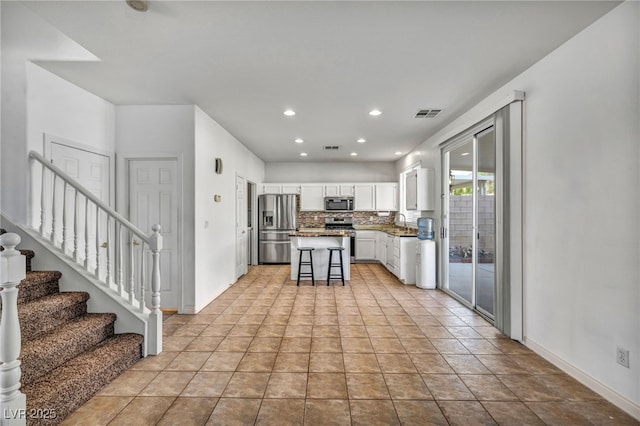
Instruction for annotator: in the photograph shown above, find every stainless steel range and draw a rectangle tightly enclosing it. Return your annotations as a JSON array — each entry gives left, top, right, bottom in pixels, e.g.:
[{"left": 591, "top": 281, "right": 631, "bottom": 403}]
[{"left": 325, "top": 217, "right": 355, "bottom": 261}]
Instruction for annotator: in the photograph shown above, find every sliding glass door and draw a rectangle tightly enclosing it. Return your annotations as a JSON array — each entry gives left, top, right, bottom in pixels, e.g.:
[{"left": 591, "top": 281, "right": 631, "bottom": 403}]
[{"left": 442, "top": 124, "right": 496, "bottom": 320}]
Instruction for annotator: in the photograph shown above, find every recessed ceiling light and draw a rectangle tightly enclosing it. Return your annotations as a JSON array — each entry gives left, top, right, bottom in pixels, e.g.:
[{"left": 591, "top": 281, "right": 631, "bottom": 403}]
[
  {"left": 126, "top": 0, "right": 149, "bottom": 12},
  {"left": 350, "top": 152, "right": 358, "bottom": 156},
  {"left": 369, "top": 109, "right": 382, "bottom": 116},
  {"left": 357, "top": 138, "right": 366, "bottom": 143},
  {"left": 300, "top": 152, "right": 307, "bottom": 157},
  {"left": 394, "top": 151, "right": 402, "bottom": 155},
  {"left": 294, "top": 138, "right": 304, "bottom": 144},
  {"left": 461, "top": 152, "right": 470, "bottom": 156},
  {"left": 284, "top": 109, "right": 296, "bottom": 116}
]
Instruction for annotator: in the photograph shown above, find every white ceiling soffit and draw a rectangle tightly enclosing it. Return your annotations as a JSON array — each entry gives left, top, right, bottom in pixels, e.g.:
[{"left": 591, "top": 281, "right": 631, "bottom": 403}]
[{"left": 23, "top": 1, "right": 619, "bottom": 162}]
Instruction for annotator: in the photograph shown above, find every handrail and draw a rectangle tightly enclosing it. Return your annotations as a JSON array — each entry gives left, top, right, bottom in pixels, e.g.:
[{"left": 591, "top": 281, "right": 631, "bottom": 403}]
[{"left": 28, "top": 151, "right": 149, "bottom": 243}]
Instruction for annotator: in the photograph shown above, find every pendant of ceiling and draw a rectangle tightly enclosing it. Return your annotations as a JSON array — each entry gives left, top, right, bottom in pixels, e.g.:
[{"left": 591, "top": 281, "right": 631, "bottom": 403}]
[{"left": 126, "top": 0, "right": 149, "bottom": 12}]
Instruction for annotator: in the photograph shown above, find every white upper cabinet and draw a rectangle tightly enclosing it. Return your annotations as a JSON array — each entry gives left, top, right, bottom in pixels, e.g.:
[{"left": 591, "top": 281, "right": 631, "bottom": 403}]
[
  {"left": 261, "top": 184, "right": 300, "bottom": 194},
  {"left": 375, "top": 183, "right": 398, "bottom": 211},
  {"left": 325, "top": 184, "right": 355, "bottom": 197},
  {"left": 405, "top": 168, "right": 435, "bottom": 211},
  {"left": 300, "top": 185, "right": 325, "bottom": 210},
  {"left": 354, "top": 184, "right": 376, "bottom": 211}
]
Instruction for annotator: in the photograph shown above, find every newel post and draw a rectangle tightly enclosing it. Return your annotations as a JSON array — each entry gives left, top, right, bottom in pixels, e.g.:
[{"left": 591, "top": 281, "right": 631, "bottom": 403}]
[
  {"left": 0, "top": 233, "right": 27, "bottom": 426},
  {"left": 147, "top": 225, "right": 163, "bottom": 356}
]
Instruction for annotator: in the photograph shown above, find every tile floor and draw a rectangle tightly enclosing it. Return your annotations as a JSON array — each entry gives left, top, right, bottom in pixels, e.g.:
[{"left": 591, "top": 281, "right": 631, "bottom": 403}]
[{"left": 61, "top": 264, "right": 638, "bottom": 425}]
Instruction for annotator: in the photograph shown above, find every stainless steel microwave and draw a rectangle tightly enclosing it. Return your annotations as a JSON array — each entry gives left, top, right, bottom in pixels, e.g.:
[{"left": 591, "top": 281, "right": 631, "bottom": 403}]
[{"left": 325, "top": 197, "right": 354, "bottom": 211}]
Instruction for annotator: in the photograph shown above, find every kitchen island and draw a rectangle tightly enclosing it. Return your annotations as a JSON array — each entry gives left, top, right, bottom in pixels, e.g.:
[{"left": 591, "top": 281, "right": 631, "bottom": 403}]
[{"left": 290, "top": 230, "right": 352, "bottom": 282}]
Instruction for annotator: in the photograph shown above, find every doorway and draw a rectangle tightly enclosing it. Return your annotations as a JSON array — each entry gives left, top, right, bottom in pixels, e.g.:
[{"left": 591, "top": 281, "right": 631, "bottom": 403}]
[
  {"left": 247, "top": 181, "right": 257, "bottom": 265},
  {"left": 442, "top": 125, "right": 496, "bottom": 320},
  {"left": 235, "top": 174, "right": 248, "bottom": 278}
]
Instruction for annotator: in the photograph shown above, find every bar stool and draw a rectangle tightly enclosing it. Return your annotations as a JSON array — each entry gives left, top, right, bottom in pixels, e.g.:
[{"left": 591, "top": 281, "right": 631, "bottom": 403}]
[
  {"left": 326, "top": 246, "right": 345, "bottom": 286},
  {"left": 296, "top": 247, "right": 315, "bottom": 286}
]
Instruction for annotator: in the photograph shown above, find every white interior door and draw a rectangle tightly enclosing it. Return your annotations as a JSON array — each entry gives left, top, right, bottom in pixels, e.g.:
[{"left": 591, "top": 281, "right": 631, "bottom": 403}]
[
  {"left": 236, "top": 174, "right": 248, "bottom": 278},
  {"left": 128, "top": 159, "right": 180, "bottom": 310},
  {"left": 50, "top": 141, "right": 110, "bottom": 270}
]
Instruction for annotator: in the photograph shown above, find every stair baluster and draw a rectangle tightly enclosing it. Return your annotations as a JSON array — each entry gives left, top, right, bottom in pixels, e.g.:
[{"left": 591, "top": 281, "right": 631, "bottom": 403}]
[
  {"left": 95, "top": 205, "right": 100, "bottom": 280},
  {"left": 73, "top": 189, "right": 79, "bottom": 262},
  {"left": 0, "top": 233, "right": 27, "bottom": 425},
  {"left": 62, "top": 181, "right": 68, "bottom": 255},
  {"left": 84, "top": 198, "right": 89, "bottom": 271},
  {"left": 129, "top": 236, "right": 135, "bottom": 305},
  {"left": 148, "top": 225, "right": 163, "bottom": 355},
  {"left": 116, "top": 223, "right": 123, "bottom": 295},
  {"left": 50, "top": 175, "right": 57, "bottom": 246}
]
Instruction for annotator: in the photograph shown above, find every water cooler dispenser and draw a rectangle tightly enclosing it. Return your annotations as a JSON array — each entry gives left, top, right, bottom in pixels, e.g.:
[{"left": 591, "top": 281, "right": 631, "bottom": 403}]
[{"left": 416, "top": 218, "right": 436, "bottom": 289}]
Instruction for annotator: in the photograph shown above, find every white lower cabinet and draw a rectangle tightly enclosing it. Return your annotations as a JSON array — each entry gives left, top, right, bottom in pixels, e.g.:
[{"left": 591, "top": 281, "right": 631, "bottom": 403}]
[
  {"left": 355, "top": 231, "right": 377, "bottom": 260},
  {"left": 376, "top": 231, "right": 387, "bottom": 265},
  {"left": 380, "top": 234, "right": 417, "bottom": 284}
]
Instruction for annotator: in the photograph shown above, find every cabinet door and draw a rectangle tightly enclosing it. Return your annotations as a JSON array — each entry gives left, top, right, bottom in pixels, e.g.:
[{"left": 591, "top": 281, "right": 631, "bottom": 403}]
[
  {"left": 282, "top": 184, "right": 301, "bottom": 194},
  {"left": 300, "top": 185, "right": 325, "bottom": 211},
  {"left": 405, "top": 171, "right": 418, "bottom": 210},
  {"left": 324, "top": 185, "right": 339, "bottom": 197},
  {"left": 356, "top": 238, "right": 376, "bottom": 260},
  {"left": 354, "top": 184, "right": 375, "bottom": 211},
  {"left": 376, "top": 231, "right": 387, "bottom": 264},
  {"left": 375, "top": 183, "right": 398, "bottom": 211},
  {"left": 340, "top": 185, "right": 355, "bottom": 196},
  {"left": 262, "top": 184, "right": 283, "bottom": 194}
]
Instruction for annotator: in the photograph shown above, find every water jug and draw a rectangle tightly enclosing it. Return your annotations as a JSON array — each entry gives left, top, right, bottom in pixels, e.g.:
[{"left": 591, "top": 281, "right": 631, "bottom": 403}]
[{"left": 417, "top": 218, "right": 434, "bottom": 240}]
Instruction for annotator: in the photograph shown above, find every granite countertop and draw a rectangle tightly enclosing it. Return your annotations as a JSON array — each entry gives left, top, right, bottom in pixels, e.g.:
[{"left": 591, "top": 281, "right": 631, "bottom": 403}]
[
  {"left": 353, "top": 225, "right": 418, "bottom": 237},
  {"left": 291, "top": 229, "right": 355, "bottom": 237}
]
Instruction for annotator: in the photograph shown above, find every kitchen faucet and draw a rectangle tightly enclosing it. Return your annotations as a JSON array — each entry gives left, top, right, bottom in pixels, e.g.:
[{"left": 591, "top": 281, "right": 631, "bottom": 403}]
[{"left": 398, "top": 213, "right": 407, "bottom": 230}]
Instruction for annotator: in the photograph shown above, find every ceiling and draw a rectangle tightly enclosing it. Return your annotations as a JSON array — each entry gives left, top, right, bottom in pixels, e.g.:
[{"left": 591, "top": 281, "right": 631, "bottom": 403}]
[{"left": 24, "top": 1, "right": 618, "bottom": 163}]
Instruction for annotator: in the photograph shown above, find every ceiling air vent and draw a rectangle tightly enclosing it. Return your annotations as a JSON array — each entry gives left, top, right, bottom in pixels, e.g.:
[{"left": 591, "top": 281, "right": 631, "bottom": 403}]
[
  {"left": 415, "top": 109, "right": 442, "bottom": 119},
  {"left": 323, "top": 145, "right": 340, "bottom": 151}
]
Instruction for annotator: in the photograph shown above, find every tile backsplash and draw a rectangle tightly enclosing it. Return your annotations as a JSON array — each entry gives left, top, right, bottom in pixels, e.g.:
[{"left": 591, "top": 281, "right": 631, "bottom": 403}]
[{"left": 298, "top": 211, "right": 396, "bottom": 228}]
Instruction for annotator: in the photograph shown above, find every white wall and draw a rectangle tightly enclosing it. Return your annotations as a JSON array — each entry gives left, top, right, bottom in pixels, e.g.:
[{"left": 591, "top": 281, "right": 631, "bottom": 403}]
[
  {"left": 115, "top": 105, "right": 195, "bottom": 313},
  {"left": 1, "top": 2, "right": 99, "bottom": 224},
  {"left": 398, "top": 1, "right": 640, "bottom": 413},
  {"left": 265, "top": 161, "right": 396, "bottom": 182},
  {"left": 194, "top": 106, "right": 264, "bottom": 312}
]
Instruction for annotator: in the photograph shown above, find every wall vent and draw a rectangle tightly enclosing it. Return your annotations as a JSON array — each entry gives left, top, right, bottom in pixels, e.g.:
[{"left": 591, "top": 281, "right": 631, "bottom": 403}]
[
  {"left": 323, "top": 145, "right": 340, "bottom": 151},
  {"left": 415, "top": 109, "right": 442, "bottom": 118}
]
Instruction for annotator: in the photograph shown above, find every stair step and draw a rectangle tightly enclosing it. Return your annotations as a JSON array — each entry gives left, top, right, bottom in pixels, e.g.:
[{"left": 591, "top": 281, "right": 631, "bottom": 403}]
[
  {"left": 22, "top": 333, "right": 143, "bottom": 426},
  {"left": 17, "top": 292, "right": 90, "bottom": 340},
  {"left": 18, "top": 271, "right": 62, "bottom": 304},
  {"left": 21, "top": 313, "right": 116, "bottom": 385}
]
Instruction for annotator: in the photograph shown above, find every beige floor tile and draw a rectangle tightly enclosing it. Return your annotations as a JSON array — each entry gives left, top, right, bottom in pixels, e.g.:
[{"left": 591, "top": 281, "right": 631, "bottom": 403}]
[
  {"left": 393, "top": 400, "right": 448, "bottom": 425},
  {"left": 200, "top": 324, "right": 234, "bottom": 337},
  {"left": 343, "top": 353, "right": 380, "bottom": 373},
  {"left": 350, "top": 400, "right": 400, "bottom": 426},
  {"left": 370, "top": 337, "right": 405, "bottom": 353},
  {"left": 288, "top": 315, "right": 314, "bottom": 325},
  {"left": 157, "top": 397, "right": 218, "bottom": 426},
  {"left": 264, "top": 372, "right": 308, "bottom": 398},
  {"left": 273, "top": 352, "right": 310, "bottom": 372},
  {"left": 108, "top": 396, "right": 175, "bottom": 426},
  {"left": 346, "top": 373, "right": 390, "bottom": 399},
  {"left": 460, "top": 374, "right": 518, "bottom": 401},
  {"left": 162, "top": 336, "right": 195, "bottom": 351},
  {"left": 285, "top": 325, "right": 313, "bottom": 337},
  {"left": 165, "top": 351, "right": 211, "bottom": 371},
  {"left": 60, "top": 396, "right": 133, "bottom": 425},
  {"left": 201, "top": 352, "right": 244, "bottom": 371},
  {"left": 476, "top": 354, "right": 528, "bottom": 374},
  {"left": 256, "top": 398, "right": 305, "bottom": 425},
  {"left": 438, "top": 400, "right": 497, "bottom": 425},
  {"left": 236, "top": 352, "right": 277, "bottom": 372},
  {"left": 138, "top": 371, "right": 195, "bottom": 397},
  {"left": 180, "top": 371, "right": 233, "bottom": 397},
  {"left": 172, "top": 324, "right": 207, "bottom": 337},
  {"left": 312, "top": 325, "right": 341, "bottom": 337},
  {"left": 422, "top": 374, "right": 476, "bottom": 400},
  {"left": 228, "top": 323, "right": 260, "bottom": 337},
  {"left": 311, "top": 337, "right": 342, "bottom": 352},
  {"left": 222, "top": 372, "right": 270, "bottom": 398},
  {"left": 376, "top": 353, "right": 417, "bottom": 373},
  {"left": 307, "top": 373, "right": 348, "bottom": 399},
  {"left": 304, "top": 399, "right": 351, "bottom": 426},
  {"left": 399, "top": 338, "right": 438, "bottom": 353},
  {"left": 309, "top": 352, "right": 345, "bottom": 372},
  {"left": 98, "top": 370, "right": 158, "bottom": 396},
  {"left": 384, "top": 373, "right": 432, "bottom": 400},
  {"left": 497, "top": 375, "right": 562, "bottom": 401},
  {"left": 443, "top": 354, "right": 492, "bottom": 374},
  {"left": 129, "top": 351, "right": 179, "bottom": 371},
  {"left": 341, "top": 337, "right": 374, "bottom": 353},
  {"left": 533, "top": 374, "right": 601, "bottom": 400},
  {"left": 459, "top": 338, "right": 504, "bottom": 354},
  {"left": 215, "top": 336, "right": 253, "bottom": 352},
  {"left": 482, "top": 402, "right": 545, "bottom": 425},
  {"left": 338, "top": 315, "right": 364, "bottom": 325},
  {"left": 247, "top": 336, "right": 282, "bottom": 352},
  {"left": 256, "top": 324, "right": 286, "bottom": 336},
  {"left": 280, "top": 337, "right": 312, "bottom": 352},
  {"left": 446, "top": 326, "right": 484, "bottom": 339},
  {"left": 185, "top": 336, "right": 224, "bottom": 352},
  {"left": 430, "top": 338, "right": 471, "bottom": 354},
  {"left": 207, "top": 398, "right": 261, "bottom": 425},
  {"left": 409, "top": 353, "right": 455, "bottom": 374},
  {"left": 340, "top": 325, "right": 369, "bottom": 337}
]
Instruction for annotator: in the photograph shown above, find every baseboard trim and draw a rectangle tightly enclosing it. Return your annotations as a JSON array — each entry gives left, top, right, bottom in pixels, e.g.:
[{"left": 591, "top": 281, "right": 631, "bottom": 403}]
[{"left": 525, "top": 338, "right": 640, "bottom": 420}]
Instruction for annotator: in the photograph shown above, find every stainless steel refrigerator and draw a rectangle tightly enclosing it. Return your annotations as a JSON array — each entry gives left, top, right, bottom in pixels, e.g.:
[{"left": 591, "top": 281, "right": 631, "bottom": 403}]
[{"left": 258, "top": 194, "right": 297, "bottom": 264}]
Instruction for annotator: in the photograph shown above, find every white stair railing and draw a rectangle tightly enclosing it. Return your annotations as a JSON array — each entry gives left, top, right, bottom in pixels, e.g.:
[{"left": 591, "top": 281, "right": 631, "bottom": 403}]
[
  {"left": 28, "top": 151, "right": 162, "bottom": 355},
  {"left": 0, "top": 233, "right": 27, "bottom": 426}
]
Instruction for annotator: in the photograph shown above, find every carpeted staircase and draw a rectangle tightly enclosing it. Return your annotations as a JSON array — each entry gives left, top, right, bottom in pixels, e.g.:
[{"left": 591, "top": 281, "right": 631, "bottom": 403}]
[{"left": 0, "top": 229, "right": 144, "bottom": 425}]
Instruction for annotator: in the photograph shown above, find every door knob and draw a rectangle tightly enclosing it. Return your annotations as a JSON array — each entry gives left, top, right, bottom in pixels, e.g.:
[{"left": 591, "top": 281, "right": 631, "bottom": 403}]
[
  {"left": 132, "top": 240, "right": 140, "bottom": 246},
  {"left": 100, "top": 242, "right": 108, "bottom": 248}
]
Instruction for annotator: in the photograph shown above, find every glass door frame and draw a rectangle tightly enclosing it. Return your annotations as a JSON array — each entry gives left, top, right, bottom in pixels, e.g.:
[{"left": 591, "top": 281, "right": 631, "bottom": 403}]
[{"left": 441, "top": 118, "right": 496, "bottom": 321}]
